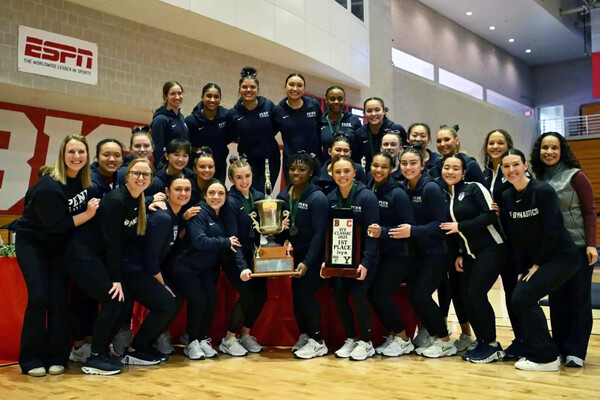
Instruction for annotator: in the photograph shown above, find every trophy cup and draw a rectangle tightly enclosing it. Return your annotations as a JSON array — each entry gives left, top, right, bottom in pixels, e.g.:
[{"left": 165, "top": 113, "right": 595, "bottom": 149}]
[{"left": 248, "top": 159, "right": 299, "bottom": 277}]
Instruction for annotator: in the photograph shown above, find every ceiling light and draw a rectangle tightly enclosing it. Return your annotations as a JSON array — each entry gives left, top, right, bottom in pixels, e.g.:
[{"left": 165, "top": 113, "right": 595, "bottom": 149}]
[
  {"left": 525, "top": 49, "right": 532, "bottom": 53},
  {"left": 508, "top": 38, "right": 515, "bottom": 43},
  {"left": 489, "top": 26, "right": 496, "bottom": 30},
  {"left": 466, "top": 11, "right": 472, "bottom": 16}
]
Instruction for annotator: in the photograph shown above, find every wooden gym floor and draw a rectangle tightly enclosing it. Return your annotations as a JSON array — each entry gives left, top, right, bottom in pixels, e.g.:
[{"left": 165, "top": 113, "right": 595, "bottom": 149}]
[{"left": 1, "top": 276, "right": 599, "bottom": 400}]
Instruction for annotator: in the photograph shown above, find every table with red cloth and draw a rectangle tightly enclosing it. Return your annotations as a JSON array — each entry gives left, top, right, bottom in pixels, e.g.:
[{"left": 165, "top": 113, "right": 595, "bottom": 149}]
[{"left": 1, "top": 258, "right": 418, "bottom": 363}]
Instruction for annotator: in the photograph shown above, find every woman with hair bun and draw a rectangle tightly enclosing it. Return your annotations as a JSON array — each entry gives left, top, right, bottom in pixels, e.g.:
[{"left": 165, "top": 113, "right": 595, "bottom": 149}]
[
  {"left": 355, "top": 97, "right": 407, "bottom": 170},
  {"left": 151, "top": 81, "right": 190, "bottom": 168},
  {"left": 273, "top": 72, "right": 322, "bottom": 185},
  {"left": 186, "top": 83, "right": 229, "bottom": 182},
  {"left": 226, "top": 66, "right": 280, "bottom": 191},
  {"left": 530, "top": 132, "right": 597, "bottom": 368},
  {"left": 319, "top": 86, "right": 362, "bottom": 162}
]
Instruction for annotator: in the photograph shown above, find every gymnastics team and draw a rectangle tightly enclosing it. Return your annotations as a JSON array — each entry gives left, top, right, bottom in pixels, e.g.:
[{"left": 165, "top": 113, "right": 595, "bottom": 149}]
[{"left": 15, "top": 66, "right": 596, "bottom": 377}]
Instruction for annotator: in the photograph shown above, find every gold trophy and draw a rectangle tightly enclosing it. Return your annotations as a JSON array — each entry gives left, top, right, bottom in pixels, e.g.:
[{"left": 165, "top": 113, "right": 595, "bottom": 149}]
[{"left": 248, "top": 159, "right": 298, "bottom": 277}]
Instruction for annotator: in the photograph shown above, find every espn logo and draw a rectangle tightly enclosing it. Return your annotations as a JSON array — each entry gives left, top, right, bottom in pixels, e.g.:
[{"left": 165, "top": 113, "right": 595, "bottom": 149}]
[{"left": 24, "top": 36, "right": 93, "bottom": 69}]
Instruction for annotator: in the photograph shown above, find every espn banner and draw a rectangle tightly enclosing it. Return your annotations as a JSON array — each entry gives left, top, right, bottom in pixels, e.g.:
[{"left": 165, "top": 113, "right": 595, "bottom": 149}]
[{"left": 17, "top": 25, "right": 98, "bottom": 85}]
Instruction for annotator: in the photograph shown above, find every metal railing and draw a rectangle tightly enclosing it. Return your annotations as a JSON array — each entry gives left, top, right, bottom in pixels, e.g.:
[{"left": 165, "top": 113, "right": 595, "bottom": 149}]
[{"left": 540, "top": 114, "right": 600, "bottom": 137}]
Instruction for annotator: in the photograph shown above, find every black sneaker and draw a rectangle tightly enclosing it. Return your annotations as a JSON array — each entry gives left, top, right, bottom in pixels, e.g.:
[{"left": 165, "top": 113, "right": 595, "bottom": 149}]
[
  {"left": 145, "top": 346, "right": 170, "bottom": 362},
  {"left": 503, "top": 339, "right": 525, "bottom": 360},
  {"left": 461, "top": 340, "right": 483, "bottom": 361},
  {"left": 82, "top": 352, "right": 123, "bottom": 375},
  {"left": 469, "top": 343, "right": 505, "bottom": 364},
  {"left": 121, "top": 349, "right": 161, "bottom": 366}
]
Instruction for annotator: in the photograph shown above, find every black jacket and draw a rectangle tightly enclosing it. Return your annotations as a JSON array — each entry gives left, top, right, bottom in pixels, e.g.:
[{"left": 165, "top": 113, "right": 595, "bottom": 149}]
[
  {"left": 318, "top": 111, "right": 363, "bottom": 162},
  {"left": 150, "top": 106, "right": 189, "bottom": 168},
  {"left": 355, "top": 118, "right": 407, "bottom": 169},
  {"left": 185, "top": 102, "right": 229, "bottom": 177}
]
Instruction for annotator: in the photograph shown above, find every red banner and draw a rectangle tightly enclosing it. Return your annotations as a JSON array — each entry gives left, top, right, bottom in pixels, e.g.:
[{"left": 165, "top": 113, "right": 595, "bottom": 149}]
[
  {"left": 593, "top": 52, "right": 600, "bottom": 98},
  {"left": 0, "top": 102, "right": 145, "bottom": 215}
]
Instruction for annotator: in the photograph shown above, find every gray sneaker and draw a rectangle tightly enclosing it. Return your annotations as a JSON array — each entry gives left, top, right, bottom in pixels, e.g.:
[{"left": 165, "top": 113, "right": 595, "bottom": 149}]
[
  {"left": 69, "top": 343, "right": 91, "bottom": 363},
  {"left": 454, "top": 333, "right": 475, "bottom": 352},
  {"left": 219, "top": 337, "right": 248, "bottom": 357},
  {"left": 239, "top": 335, "right": 263, "bottom": 353},
  {"left": 292, "top": 333, "right": 310, "bottom": 353},
  {"left": 413, "top": 328, "right": 431, "bottom": 348},
  {"left": 199, "top": 338, "right": 218, "bottom": 358},
  {"left": 154, "top": 331, "right": 175, "bottom": 355},
  {"left": 111, "top": 329, "right": 132, "bottom": 357},
  {"left": 375, "top": 335, "right": 394, "bottom": 355}
]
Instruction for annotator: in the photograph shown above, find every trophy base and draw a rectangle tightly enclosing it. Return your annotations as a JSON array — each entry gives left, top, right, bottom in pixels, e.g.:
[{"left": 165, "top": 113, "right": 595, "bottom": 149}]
[
  {"left": 321, "top": 267, "right": 359, "bottom": 278},
  {"left": 252, "top": 246, "right": 299, "bottom": 277}
]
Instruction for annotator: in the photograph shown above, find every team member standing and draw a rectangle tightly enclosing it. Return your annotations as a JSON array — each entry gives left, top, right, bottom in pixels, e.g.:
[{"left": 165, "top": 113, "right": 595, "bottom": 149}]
[
  {"left": 319, "top": 86, "right": 362, "bottom": 162},
  {"left": 315, "top": 133, "right": 367, "bottom": 196},
  {"left": 440, "top": 155, "right": 507, "bottom": 363},
  {"left": 407, "top": 123, "right": 440, "bottom": 175},
  {"left": 530, "top": 132, "right": 597, "bottom": 368},
  {"left": 323, "top": 157, "right": 379, "bottom": 361},
  {"left": 397, "top": 148, "right": 457, "bottom": 358},
  {"left": 273, "top": 72, "right": 322, "bottom": 185},
  {"left": 185, "top": 83, "right": 229, "bottom": 181},
  {"left": 500, "top": 149, "right": 580, "bottom": 371},
  {"left": 276, "top": 153, "right": 329, "bottom": 359},
  {"left": 173, "top": 179, "right": 240, "bottom": 360},
  {"left": 151, "top": 81, "right": 189, "bottom": 167},
  {"left": 355, "top": 97, "right": 407, "bottom": 170},
  {"left": 16, "top": 134, "right": 97, "bottom": 377},
  {"left": 219, "top": 157, "right": 268, "bottom": 356},
  {"left": 226, "top": 66, "right": 280, "bottom": 191},
  {"left": 66, "top": 158, "right": 157, "bottom": 374},
  {"left": 480, "top": 129, "right": 522, "bottom": 359},
  {"left": 366, "top": 152, "right": 416, "bottom": 357}
]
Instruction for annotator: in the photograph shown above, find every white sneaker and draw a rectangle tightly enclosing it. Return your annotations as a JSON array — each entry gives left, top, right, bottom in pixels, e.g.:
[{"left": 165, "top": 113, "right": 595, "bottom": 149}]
[
  {"left": 382, "top": 337, "right": 414, "bottom": 357},
  {"left": 294, "top": 338, "right": 328, "bottom": 359},
  {"left": 565, "top": 355, "right": 584, "bottom": 368},
  {"left": 69, "top": 343, "right": 91, "bottom": 363},
  {"left": 335, "top": 338, "right": 357, "bottom": 358},
  {"left": 349, "top": 340, "right": 375, "bottom": 361},
  {"left": 239, "top": 335, "right": 263, "bottom": 353},
  {"left": 375, "top": 335, "right": 394, "bottom": 355},
  {"left": 422, "top": 338, "right": 457, "bottom": 358},
  {"left": 292, "top": 333, "right": 310, "bottom": 353},
  {"left": 454, "top": 333, "right": 475, "bottom": 352},
  {"left": 413, "top": 327, "right": 431, "bottom": 348},
  {"left": 219, "top": 337, "right": 248, "bottom": 357},
  {"left": 154, "top": 331, "right": 175, "bottom": 355},
  {"left": 184, "top": 340, "right": 205, "bottom": 360},
  {"left": 415, "top": 335, "right": 436, "bottom": 356},
  {"left": 199, "top": 338, "right": 218, "bottom": 358},
  {"left": 48, "top": 365, "right": 65, "bottom": 375},
  {"left": 515, "top": 357, "right": 560, "bottom": 372},
  {"left": 112, "top": 329, "right": 132, "bottom": 356}
]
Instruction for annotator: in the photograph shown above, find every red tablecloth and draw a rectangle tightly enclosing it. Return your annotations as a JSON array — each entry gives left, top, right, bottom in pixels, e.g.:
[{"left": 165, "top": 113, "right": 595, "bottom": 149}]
[
  {"left": 132, "top": 271, "right": 418, "bottom": 350},
  {"left": 0, "top": 258, "right": 27, "bottom": 363}
]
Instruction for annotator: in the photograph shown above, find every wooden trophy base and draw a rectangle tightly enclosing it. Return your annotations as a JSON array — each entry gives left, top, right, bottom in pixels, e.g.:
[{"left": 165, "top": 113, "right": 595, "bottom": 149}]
[
  {"left": 252, "top": 245, "right": 300, "bottom": 277},
  {"left": 321, "top": 267, "right": 359, "bottom": 278}
]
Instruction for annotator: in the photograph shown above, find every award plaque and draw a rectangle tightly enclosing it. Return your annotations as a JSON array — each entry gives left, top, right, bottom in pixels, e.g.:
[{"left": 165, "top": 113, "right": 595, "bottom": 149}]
[
  {"left": 322, "top": 208, "right": 360, "bottom": 278},
  {"left": 248, "top": 159, "right": 300, "bottom": 278}
]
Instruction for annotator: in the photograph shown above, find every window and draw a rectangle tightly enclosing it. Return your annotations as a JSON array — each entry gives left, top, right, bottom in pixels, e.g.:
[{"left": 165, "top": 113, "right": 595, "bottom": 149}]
[
  {"left": 487, "top": 89, "right": 533, "bottom": 117},
  {"left": 438, "top": 68, "right": 483, "bottom": 100},
  {"left": 391, "top": 48, "right": 434, "bottom": 81}
]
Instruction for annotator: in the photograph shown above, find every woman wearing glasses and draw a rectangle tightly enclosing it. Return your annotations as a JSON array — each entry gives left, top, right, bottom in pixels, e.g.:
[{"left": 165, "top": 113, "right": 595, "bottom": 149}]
[{"left": 65, "top": 158, "right": 158, "bottom": 375}]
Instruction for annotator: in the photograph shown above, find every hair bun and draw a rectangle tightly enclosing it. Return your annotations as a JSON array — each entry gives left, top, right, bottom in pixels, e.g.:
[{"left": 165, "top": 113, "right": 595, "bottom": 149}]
[{"left": 240, "top": 66, "right": 257, "bottom": 78}]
